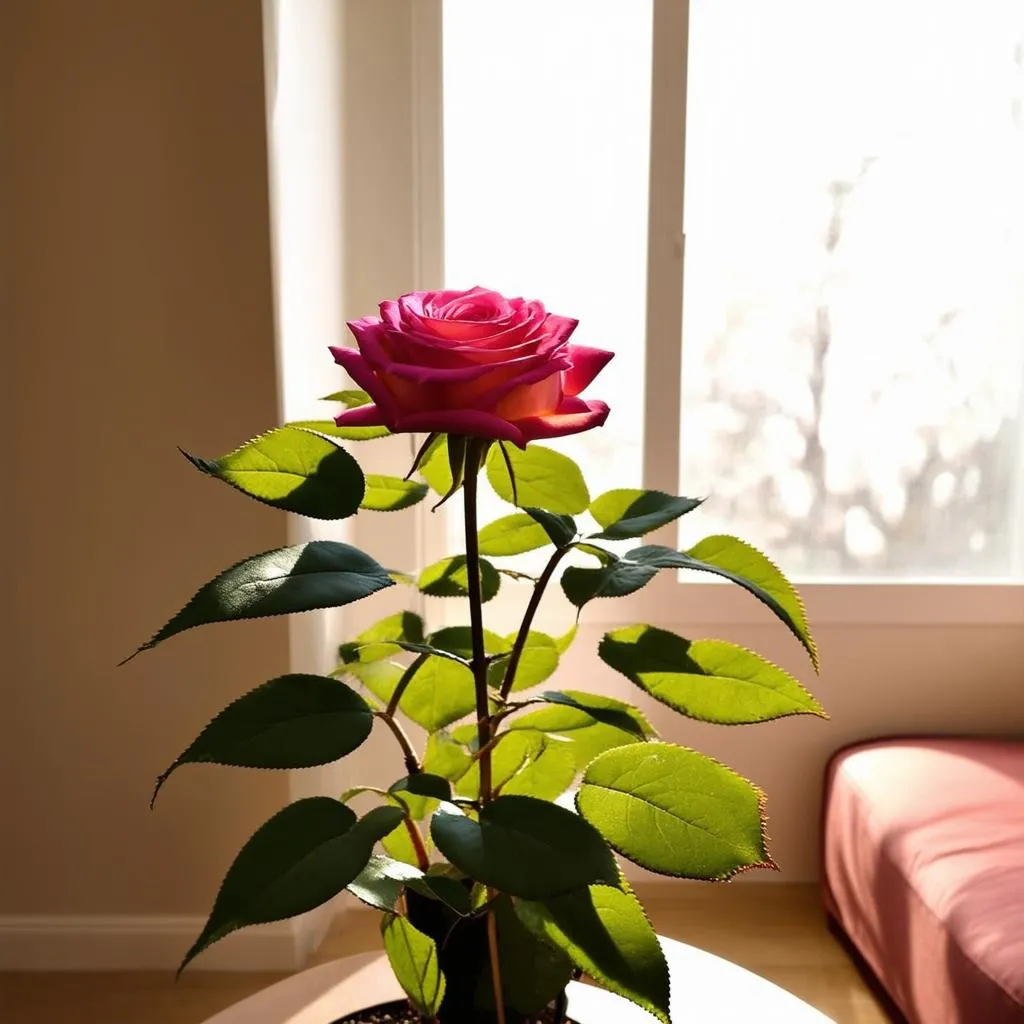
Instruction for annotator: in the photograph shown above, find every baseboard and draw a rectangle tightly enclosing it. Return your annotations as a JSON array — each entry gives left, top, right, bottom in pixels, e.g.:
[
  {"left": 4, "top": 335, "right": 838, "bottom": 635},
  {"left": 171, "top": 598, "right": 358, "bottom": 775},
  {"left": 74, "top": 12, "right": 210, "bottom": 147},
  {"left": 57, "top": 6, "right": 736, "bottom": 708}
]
[{"left": 0, "top": 903, "right": 336, "bottom": 972}]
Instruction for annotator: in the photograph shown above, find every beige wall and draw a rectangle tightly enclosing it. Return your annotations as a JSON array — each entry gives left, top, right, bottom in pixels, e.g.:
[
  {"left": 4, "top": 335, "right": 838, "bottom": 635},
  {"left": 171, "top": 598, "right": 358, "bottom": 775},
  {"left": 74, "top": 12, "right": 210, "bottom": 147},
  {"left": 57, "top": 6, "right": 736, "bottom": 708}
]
[{"left": 2, "top": 1, "right": 291, "bottom": 917}]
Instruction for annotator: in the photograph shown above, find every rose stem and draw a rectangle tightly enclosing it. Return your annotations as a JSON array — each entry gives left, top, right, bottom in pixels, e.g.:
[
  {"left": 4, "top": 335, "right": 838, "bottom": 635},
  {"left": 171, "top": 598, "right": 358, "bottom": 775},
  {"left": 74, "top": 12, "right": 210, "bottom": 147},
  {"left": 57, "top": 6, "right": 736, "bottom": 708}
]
[{"left": 461, "top": 438, "right": 505, "bottom": 1024}]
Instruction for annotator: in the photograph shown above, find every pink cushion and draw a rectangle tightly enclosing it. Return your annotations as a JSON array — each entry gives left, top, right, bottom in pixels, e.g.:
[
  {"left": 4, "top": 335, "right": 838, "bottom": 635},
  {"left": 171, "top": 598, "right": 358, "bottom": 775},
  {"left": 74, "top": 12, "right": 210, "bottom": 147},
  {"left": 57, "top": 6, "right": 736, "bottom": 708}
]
[{"left": 823, "top": 738, "right": 1024, "bottom": 1024}]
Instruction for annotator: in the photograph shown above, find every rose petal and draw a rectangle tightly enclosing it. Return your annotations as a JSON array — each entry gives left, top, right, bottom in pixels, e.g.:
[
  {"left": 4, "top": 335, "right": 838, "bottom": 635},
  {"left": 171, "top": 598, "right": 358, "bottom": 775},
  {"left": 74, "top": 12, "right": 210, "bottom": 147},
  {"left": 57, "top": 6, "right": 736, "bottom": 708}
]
[
  {"left": 346, "top": 317, "right": 394, "bottom": 372},
  {"left": 383, "top": 348, "right": 559, "bottom": 385},
  {"left": 329, "top": 346, "right": 398, "bottom": 421},
  {"left": 542, "top": 314, "right": 580, "bottom": 347},
  {"left": 334, "top": 403, "right": 389, "bottom": 427},
  {"left": 563, "top": 344, "right": 615, "bottom": 396},
  {"left": 393, "top": 409, "right": 525, "bottom": 446},
  {"left": 515, "top": 397, "right": 610, "bottom": 442}
]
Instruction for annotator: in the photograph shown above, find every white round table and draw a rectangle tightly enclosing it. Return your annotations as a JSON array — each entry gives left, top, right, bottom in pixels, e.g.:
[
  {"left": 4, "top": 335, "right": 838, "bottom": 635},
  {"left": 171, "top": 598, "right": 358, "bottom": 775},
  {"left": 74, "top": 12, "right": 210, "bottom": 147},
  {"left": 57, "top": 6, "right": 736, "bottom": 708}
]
[{"left": 200, "top": 937, "right": 834, "bottom": 1023}]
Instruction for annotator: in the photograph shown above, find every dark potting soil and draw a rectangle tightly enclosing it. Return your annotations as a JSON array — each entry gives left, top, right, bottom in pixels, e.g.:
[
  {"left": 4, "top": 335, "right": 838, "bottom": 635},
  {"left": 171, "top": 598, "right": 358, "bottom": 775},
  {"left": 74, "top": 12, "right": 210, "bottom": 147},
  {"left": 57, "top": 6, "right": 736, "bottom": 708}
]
[{"left": 332, "top": 1000, "right": 580, "bottom": 1024}]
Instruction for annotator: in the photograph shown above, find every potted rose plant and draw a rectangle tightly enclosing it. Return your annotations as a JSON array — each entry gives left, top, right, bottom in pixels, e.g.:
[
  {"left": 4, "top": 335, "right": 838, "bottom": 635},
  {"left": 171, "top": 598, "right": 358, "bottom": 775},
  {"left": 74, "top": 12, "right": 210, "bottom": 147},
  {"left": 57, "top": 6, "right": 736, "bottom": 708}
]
[{"left": 127, "top": 287, "right": 822, "bottom": 1024}]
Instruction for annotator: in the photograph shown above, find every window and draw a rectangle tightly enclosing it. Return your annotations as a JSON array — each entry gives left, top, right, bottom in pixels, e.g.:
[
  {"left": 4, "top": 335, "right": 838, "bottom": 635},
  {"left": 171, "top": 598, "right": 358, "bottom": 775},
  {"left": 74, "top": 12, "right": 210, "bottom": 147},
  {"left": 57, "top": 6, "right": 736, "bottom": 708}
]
[{"left": 678, "top": 0, "right": 1024, "bottom": 580}]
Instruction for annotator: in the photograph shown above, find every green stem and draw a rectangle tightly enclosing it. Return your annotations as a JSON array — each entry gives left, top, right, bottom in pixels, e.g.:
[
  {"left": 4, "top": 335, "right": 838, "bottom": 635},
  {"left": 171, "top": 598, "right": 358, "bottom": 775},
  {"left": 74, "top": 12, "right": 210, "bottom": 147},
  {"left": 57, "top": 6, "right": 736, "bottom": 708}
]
[
  {"left": 462, "top": 440, "right": 493, "bottom": 804},
  {"left": 498, "top": 545, "right": 570, "bottom": 701},
  {"left": 462, "top": 440, "right": 507, "bottom": 1024}
]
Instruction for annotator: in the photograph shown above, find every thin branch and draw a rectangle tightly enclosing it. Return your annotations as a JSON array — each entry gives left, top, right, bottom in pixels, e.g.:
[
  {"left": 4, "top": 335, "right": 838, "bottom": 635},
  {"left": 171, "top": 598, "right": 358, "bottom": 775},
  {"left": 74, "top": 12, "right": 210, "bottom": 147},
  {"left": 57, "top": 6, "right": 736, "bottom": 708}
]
[
  {"left": 374, "top": 712, "right": 421, "bottom": 775},
  {"left": 498, "top": 545, "right": 570, "bottom": 702}
]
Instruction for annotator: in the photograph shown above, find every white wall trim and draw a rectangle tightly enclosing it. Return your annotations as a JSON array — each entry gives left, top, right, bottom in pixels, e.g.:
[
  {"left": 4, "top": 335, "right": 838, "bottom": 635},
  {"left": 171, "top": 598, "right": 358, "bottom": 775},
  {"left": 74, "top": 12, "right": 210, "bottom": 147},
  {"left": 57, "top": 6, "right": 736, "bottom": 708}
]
[{"left": 0, "top": 904, "right": 335, "bottom": 972}]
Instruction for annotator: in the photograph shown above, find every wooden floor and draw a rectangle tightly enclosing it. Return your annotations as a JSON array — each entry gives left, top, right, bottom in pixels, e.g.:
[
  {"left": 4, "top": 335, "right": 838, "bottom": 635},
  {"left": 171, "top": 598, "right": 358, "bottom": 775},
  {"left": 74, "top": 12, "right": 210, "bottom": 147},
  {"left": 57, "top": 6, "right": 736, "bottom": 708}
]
[{"left": 0, "top": 883, "right": 891, "bottom": 1024}]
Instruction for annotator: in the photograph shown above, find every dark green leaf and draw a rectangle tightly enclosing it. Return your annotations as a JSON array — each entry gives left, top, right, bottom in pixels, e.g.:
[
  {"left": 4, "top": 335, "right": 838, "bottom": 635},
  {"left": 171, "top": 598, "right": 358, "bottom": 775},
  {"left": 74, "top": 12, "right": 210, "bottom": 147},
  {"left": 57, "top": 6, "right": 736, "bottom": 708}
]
[
  {"left": 430, "top": 796, "right": 620, "bottom": 899},
  {"left": 478, "top": 895, "right": 574, "bottom": 1015},
  {"left": 407, "top": 869, "right": 474, "bottom": 916},
  {"left": 153, "top": 675, "right": 373, "bottom": 804},
  {"left": 525, "top": 507, "right": 577, "bottom": 547},
  {"left": 560, "top": 561, "right": 658, "bottom": 608},
  {"left": 361, "top": 475, "right": 429, "bottom": 512},
  {"left": 590, "top": 488, "right": 703, "bottom": 540},
  {"left": 477, "top": 514, "right": 551, "bottom": 557},
  {"left": 486, "top": 444, "right": 589, "bottom": 514},
  {"left": 627, "top": 537, "right": 819, "bottom": 670},
  {"left": 577, "top": 742, "right": 774, "bottom": 880},
  {"left": 182, "top": 426, "right": 365, "bottom": 520},
  {"left": 289, "top": 418, "right": 390, "bottom": 441},
  {"left": 382, "top": 914, "right": 446, "bottom": 1017},
  {"left": 128, "top": 542, "right": 394, "bottom": 660},
  {"left": 418, "top": 555, "right": 501, "bottom": 603},
  {"left": 390, "top": 774, "right": 452, "bottom": 802},
  {"left": 516, "top": 883, "right": 670, "bottom": 1024},
  {"left": 507, "top": 691, "right": 654, "bottom": 770},
  {"left": 181, "top": 801, "right": 403, "bottom": 971},
  {"left": 347, "top": 854, "right": 423, "bottom": 912},
  {"left": 599, "top": 625, "right": 826, "bottom": 724}
]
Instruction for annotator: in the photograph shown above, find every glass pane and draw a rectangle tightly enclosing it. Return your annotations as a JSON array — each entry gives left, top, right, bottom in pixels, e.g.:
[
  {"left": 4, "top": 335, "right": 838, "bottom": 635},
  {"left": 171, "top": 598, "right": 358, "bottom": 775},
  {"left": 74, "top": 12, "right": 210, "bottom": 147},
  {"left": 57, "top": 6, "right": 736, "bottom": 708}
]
[
  {"left": 443, "top": 0, "right": 653, "bottom": 544},
  {"left": 679, "top": 0, "right": 1024, "bottom": 579}
]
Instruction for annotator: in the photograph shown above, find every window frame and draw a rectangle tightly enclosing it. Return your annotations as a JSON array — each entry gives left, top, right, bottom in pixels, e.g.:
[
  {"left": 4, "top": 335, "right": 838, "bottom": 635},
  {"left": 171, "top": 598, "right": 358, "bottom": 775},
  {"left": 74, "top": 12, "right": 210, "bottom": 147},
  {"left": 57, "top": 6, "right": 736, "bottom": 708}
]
[{"left": 391, "top": 0, "right": 1024, "bottom": 630}]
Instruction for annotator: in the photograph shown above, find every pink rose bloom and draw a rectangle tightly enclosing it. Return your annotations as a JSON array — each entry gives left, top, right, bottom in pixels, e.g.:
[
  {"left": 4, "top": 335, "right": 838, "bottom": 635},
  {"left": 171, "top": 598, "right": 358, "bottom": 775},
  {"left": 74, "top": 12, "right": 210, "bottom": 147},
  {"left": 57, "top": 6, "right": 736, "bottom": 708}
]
[{"left": 330, "top": 287, "right": 613, "bottom": 447}]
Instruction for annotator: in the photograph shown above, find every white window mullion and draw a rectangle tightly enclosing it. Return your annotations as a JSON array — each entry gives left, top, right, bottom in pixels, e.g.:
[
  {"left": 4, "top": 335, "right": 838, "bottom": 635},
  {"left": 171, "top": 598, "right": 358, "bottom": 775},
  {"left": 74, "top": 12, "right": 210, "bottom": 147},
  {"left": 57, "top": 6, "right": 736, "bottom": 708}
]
[{"left": 642, "top": 0, "right": 690, "bottom": 513}]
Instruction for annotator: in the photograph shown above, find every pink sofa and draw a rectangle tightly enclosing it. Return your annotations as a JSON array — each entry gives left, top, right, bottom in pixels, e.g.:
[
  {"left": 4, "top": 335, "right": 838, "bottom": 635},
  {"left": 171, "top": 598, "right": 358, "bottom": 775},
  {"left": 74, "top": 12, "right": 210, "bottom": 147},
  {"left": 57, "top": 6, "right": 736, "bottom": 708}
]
[{"left": 822, "top": 737, "right": 1024, "bottom": 1023}]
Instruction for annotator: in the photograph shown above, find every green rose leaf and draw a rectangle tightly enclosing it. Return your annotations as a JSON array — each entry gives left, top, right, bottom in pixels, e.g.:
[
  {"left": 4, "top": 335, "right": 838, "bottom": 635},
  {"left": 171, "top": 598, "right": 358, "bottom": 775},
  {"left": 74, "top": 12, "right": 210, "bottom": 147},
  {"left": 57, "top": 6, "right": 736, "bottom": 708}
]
[
  {"left": 577, "top": 743, "right": 774, "bottom": 880},
  {"left": 478, "top": 895, "right": 574, "bottom": 1015},
  {"left": 152, "top": 675, "right": 373, "bottom": 805},
  {"left": 417, "top": 435, "right": 454, "bottom": 496},
  {"left": 181, "top": 801, "right": 404, "bottom": 971},
  {"left": 182, "top": 426, "right": 366, "bottom": 520},
  {"left": 390, "top": 774, "right": 452, "bottom": 803},
  {"left": 599, "top": 625, "right": 826, "bottom": 724},
  {"left": 574, "top": 542, "right": 618, "bottom": 566},
  {"left": 627, "top": 537, "right": 819, "bottom": 670},
  {"left": 560, "top": 561, "right": 658, "bottom": 608},
  {"left": 430, "top": 796, "right": 619, "bottom": 899},
  {"left": 361, "top": 475, "right": 429, "bottom": 512},
  {"left": 423, "top": 731, "right": 473, "bottom": 783},
  {"left": 589, "top": 488, "right": 703, "bottom": 540},
  {"left": 320, "top": 389, "right": 372, "bottom": 407},
  {"left": 486, "top": 444, "right": 590, "bottom": 514},
  {"left": 382, "top": 914, "right": 446, "bottom": 1018},
  {"left": 507, "top": 691, "right": 654, "bottom": 771},
  {"left": 344, "top": 660, "right": 404, "bottom": 705},
  {"left": 127, "top": 542, "right": 394, "bottom": 660},
  {"left": 488, "top": 631, "right": 560, "bottom": 692},
  {"left": 555, "top": 625, "right": 578, "bottom": 654},
  {"left": 516, "top": 884, "right": 670, "bottom": 1024},
  {"left": 455, "top": 731, "right": 557, "bottom": 801},
  {"left": 498, "top": 738, "right": 577, "bottom": 801},
  {"left": 418, "top": 555, "right": 501, "bottom": 603},
  {"left": 290, "top": 417, "right": 390, "bottom": 442},
  {"left": 338, "top": 610, "right": 426, "bottom": 665},
  {"left": 478, "top": 514, "right": 552, "bottom": 557},
  {"left": 381, "top": 818, "right": 431, "bottom": 867},
  {"left": 428, "top": 626, "right": 511, "bottom": 662},
  {"left": 347, "top": 854, "right": 423, "bottom": 912},
  {"left": 525, "top": 507, "right": 578, "bottom": 547},
  {"left": 399, "top": 657, "right": 477, "bottom": 731}
]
